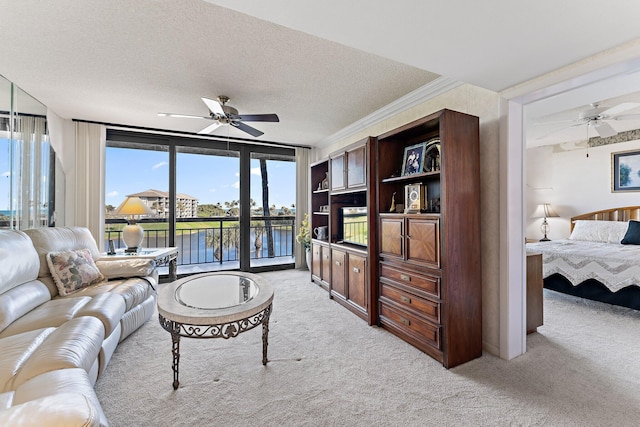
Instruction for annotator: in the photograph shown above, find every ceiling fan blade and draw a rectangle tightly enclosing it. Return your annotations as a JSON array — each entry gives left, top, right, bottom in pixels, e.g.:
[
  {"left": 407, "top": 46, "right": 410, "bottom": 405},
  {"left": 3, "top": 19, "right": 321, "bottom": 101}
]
[
  {"left": 600, "top": 102, "right": 640, "bottom": 118},
  {"left": 201, "top": 97, "right": 225, "bottom": 116},
  {"left": 197, "top": 122, "right": 222, "bottom": 135},
  {"left": 231, "top": 121, "right": 264, "bottom": 137},
  {"left": 234, "top": 113, "right": 280, "bottom": 123},
  {"left": 158, "top": 112, "right": 211, "bottom": 119},
  {"left": 592, "top": 120, "right": 617, "bottom": 138},
  {"left": 613, "top": 114, "right": 640, "bottom": 121}
]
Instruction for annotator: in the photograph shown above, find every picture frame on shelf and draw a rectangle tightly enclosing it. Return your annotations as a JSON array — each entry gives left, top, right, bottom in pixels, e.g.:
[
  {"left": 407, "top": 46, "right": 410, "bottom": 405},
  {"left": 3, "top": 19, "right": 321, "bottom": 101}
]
[
  {"left": 401, "top": 142, "right": 426, "bottom": 176},
  {"left": 423, "top": 138, "right": 441, "bottom": 172},
  {"left": 404, "top": 183, "right": 426, "bottom": 213},
  {"left": 612, "top": 149, "right": 640, "bottom": 192}
]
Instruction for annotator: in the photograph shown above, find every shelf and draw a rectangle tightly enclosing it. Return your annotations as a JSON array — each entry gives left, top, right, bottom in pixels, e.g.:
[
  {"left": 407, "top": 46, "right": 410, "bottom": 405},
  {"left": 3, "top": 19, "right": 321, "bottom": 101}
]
[
  {"left": 313, "top": 212, "right": 329, "bottom": 215},
  {"left": 313, "top": 189, "right": 330, "bottom": 194},
  {"left": 380, "top": 211, "right": 441, "bottom": 217},
  {"left": 381, "top": 171, "right": 440, "bottom": 184}
]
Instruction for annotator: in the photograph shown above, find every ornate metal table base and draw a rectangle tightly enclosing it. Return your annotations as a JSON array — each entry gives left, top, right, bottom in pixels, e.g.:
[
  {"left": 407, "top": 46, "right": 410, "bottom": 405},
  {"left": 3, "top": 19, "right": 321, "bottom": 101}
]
[{"left": 159, "top": 304, "right": 272, "bottom": 390}]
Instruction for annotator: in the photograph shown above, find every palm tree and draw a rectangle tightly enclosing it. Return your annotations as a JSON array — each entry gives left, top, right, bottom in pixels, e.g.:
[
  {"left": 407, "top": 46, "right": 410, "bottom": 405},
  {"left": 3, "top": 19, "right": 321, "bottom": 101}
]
[{"left": 260, "top": 159, "right": 275, "bottom": 258}]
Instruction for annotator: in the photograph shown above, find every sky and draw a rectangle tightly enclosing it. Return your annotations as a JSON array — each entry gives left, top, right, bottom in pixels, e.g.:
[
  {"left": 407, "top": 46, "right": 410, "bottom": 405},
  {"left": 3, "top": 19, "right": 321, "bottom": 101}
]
[
  {"left": 105, "top": 147, "right": 296, "bottom": 210},
  {"left": 0, "top": 141, "right": 296, "bottom": 213}
]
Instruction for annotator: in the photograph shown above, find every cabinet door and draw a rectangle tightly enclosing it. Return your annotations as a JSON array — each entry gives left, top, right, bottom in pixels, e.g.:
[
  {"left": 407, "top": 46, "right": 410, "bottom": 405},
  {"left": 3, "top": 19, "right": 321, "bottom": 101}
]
[
  {"left": 380, "top": 217, "right": 404, "bottom": 259},
  {"left": 348, "top": 253, "right": 367, "bottom": 309},
  {"left": 406, "top": 217, "right": 440, "bottom": 268},
  {"left": 331, "top": 249, "right": 346, "bottom": 298},
  {"left": 346, "top": 145, "right": 366, "bottom": 189},
  {"left": 311, "top": 243, "right": 323, "bottom": 280},
  {"left": 321, "top": 246, "right": 332, "bottom": 283},
  {"left": 330, "top": 154, "right": 345, "bottom": 191}
]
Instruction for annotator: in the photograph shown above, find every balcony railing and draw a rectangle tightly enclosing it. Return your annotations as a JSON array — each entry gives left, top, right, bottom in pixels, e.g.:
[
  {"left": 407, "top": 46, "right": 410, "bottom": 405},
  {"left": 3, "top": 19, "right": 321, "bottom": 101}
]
[{"left": 104, "top": 215, "right": 296, "bottom": 269}]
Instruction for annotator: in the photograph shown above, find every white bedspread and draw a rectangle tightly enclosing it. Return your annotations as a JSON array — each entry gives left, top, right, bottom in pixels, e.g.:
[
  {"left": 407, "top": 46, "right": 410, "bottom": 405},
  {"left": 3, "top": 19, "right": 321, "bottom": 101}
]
[{"left": 526, "top": 240, "right": 640, "bottom": 292}]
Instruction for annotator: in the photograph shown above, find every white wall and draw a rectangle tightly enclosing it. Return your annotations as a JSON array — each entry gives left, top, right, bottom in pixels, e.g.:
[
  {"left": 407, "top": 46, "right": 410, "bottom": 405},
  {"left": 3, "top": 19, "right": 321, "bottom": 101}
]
[{"left": 526, "top": 138, "right": 640, "bottom": 240}]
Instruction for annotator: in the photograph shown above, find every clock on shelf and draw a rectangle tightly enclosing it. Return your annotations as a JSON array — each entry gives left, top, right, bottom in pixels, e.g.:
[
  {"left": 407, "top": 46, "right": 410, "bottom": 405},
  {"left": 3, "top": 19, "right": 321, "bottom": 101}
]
[{"left": 404, "top": 183, "right": 426, "bottom": 213}]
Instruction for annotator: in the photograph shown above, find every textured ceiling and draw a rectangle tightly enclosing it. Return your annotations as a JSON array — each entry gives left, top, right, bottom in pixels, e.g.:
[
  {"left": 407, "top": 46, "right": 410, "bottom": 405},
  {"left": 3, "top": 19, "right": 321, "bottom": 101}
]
[
  {"left": 1, "top": 0, "right": 640, "bottom": 148},
  {"left": 0, "top": 0, "right": 438, "bottom": 146}
]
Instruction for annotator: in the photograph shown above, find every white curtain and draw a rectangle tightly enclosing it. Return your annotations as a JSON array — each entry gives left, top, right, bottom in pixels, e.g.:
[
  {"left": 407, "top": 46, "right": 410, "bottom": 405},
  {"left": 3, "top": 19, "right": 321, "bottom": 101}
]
[
  {"left": 13, "top": 116, "right": 48, "bottom": 229},
  {"left": 295, "top": 147, "right": 310, "bottom": 268},
  {"left": 73, "top": 122, "right": 105, "bottom": 246}
]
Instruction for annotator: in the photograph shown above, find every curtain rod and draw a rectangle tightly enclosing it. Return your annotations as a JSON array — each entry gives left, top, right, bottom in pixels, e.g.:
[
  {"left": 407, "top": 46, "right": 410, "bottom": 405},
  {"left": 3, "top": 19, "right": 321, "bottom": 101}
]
[{"left": 72, "top": 118, "right": 311, "bottom": 150}]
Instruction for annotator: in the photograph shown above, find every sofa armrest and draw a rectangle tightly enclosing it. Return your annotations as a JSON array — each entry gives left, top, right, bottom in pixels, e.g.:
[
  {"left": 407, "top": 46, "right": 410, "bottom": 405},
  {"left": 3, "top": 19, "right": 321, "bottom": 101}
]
[
  {"left": 95, "top": 259, "right": 156, "bottom": 280},
  {"left": 0, "top": 393, "right": 103, "bottom": 427}
]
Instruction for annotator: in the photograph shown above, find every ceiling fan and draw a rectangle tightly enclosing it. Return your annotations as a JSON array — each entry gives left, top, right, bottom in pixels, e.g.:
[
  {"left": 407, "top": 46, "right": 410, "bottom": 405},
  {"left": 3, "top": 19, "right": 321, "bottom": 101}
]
[
  {"left": 534, "top": 102, "right": 640, "bottom": 139},
  {"left": 158, "top": 96, "right": 279, "bottom": 137}
]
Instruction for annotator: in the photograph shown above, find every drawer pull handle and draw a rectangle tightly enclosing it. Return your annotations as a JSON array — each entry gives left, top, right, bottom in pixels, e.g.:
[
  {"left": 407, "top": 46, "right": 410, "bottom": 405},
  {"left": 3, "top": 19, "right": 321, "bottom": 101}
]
[
  {"left": 400, "top": 317, "right": 411, "bottom": 326},
  {"left": 400, "top": 295, "right": 411, "bottom": 304},
  {"left": 335, "top": 261, "right": 342, "bottom": 266},
  {"left": 400, "top": 274, "right": 411, "bottom": 282},
  {"left": 324, "top": 255, "right": 329, "bottom": 259},
  {"left": 353, "top": 267, "right": 360, "bottom": 273}
]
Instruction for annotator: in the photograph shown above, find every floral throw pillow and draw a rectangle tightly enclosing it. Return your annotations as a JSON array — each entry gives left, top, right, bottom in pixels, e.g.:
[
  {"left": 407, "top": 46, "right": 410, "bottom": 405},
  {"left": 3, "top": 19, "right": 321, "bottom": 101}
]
[{"left": 46, "top": 248, "right": 106, "bottom": 296}]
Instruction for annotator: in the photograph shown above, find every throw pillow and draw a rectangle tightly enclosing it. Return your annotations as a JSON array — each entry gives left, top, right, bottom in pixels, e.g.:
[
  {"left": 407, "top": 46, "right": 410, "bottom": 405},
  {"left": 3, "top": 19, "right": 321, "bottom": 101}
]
[
  {"left": 46, "top": 248, "right": 106, "bottom": 296},
  {"left": 621, "top": 220, "right": 640, "bottom": 245}
]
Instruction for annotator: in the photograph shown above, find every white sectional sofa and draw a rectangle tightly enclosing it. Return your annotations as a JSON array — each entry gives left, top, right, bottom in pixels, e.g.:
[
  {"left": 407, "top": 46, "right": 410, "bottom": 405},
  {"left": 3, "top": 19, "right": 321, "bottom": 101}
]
[{"left": 0, "top": 227, "right": 159, "bottom": 426}]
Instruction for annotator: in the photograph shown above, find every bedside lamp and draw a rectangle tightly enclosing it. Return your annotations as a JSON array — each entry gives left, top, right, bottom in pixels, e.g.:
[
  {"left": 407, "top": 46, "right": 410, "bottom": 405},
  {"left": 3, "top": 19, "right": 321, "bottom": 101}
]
[
  {"left": 115, "top": 196, "right": 152, "bottom": 252},
  {"left": 531, "top": 203, "right": 559, "bottom": 242}
]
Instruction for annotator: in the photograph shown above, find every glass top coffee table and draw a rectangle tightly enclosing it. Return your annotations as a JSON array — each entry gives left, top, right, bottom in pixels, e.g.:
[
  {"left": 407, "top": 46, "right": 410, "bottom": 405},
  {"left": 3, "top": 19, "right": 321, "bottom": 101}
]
[{"left": 157, "top": 272, "right": 274, "bottom": 389}]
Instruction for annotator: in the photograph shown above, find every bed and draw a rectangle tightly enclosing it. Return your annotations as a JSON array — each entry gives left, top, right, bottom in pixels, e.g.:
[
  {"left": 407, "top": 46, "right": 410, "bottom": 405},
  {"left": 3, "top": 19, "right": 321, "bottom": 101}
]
[{"left": 526, "top": 206, "right": 640, "bottom": 310}]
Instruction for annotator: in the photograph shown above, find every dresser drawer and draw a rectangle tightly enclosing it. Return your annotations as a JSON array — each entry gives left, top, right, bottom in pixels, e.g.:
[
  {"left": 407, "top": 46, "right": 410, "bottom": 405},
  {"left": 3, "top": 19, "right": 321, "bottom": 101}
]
[
  {"left": 379, "top": 263, "right": 440, "bottom": 299},
  {"left": 380, "top": 284, "right": 440, "bottom": 324},
  {"left": 379, "top": 302, "right": 441, "bottom": 349}
]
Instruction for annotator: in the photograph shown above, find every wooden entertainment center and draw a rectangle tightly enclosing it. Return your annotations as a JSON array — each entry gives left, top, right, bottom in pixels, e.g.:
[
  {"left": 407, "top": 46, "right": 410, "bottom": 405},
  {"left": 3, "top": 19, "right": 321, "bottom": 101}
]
[{"left": 310, "top": 109, "right": 481, "bottom": 368}]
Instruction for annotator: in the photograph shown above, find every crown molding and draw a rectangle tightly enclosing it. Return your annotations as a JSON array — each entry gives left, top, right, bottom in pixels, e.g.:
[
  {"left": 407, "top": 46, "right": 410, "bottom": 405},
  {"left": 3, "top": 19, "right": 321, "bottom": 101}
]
[{"left": 320, "top": 76, "right": 463, "bottom": 146}]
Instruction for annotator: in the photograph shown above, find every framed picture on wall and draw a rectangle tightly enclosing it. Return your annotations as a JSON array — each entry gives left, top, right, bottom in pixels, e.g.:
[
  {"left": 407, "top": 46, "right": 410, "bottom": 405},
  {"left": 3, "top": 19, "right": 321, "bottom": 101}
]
[
  {"left": 612, "top": 149, "right": 640, "bottom": 192},
  {"left": 401, "top": 142, "right": 426, "bottom": 176}
]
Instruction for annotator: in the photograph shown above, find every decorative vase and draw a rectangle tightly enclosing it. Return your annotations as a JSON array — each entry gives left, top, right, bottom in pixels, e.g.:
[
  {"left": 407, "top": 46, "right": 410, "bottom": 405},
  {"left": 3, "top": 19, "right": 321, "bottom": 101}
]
[{"left": 305, "top": 247, "right": 311, "bottom": 270}]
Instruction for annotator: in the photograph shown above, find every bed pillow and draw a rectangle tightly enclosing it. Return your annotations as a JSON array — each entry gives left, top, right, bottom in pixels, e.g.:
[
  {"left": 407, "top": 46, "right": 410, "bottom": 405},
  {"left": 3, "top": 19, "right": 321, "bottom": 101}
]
[
  {"left": 621, "top": 220, "right": 640, "bottom": 245},
  {"left": 569, "top": 220, "right": 629, "bottom": 243},
  {"left": 46, "top": 248, "right": 106, "bottom": 296}
]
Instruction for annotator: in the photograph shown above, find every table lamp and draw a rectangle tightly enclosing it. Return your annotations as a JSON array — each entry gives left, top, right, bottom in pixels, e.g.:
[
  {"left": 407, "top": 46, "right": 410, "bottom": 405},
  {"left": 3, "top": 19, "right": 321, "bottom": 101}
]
[
  {"left": 531, "top": 203, "right": 559, "bottom": 241},
  {"left": 115, "top": 196, "right": 153, "bottom": 252}
]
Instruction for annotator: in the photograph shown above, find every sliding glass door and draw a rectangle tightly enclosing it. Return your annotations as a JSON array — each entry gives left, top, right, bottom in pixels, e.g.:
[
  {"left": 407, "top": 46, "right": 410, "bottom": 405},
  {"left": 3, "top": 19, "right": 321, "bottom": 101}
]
[
  {"left": 176, "top": 145, "right": 240, "bottom": 272},
  {"left": 249, "top": 152, "right": 296, "bottom": 269}
]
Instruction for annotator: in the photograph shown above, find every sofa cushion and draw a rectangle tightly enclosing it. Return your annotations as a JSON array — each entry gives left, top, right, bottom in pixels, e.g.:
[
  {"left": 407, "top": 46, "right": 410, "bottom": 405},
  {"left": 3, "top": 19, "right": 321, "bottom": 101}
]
[
  {"left": 0, "top": 328, "right": 55, "bottom": 393},
  {"left": 0, "top": 393, "right": 103, "bottom": 427},
  {"left": 0, "top": 280, "right": 52, "bottom": 336},
  {"left": 0, "top": 297, "right": 92, "bottom": 338},
  {"left": 95, "top": 258, "right": 156, "bottom": 280},
  {"left": 73, "top": 277, "right": 157, "bottom": 312},
  {"left": 11, "top": 368, "right": 107, "bottom": 427},
  {"left": 10, "top": 317, "right": 104, "bottom": 390},
  {"left": 0, "top": 230, "right": 40, "bottom": 295},
  {"left": 23, "top": 227, "right": 102, "bottom": 279},
  {"left": 46, "top": 248, "right": 106, "bottom": 296}
]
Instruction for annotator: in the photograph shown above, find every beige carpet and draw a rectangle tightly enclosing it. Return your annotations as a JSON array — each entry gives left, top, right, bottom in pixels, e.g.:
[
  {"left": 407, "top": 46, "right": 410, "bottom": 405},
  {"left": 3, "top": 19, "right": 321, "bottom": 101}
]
[{"left": 95, "top": 270, "right": 640, "bottom": 426}]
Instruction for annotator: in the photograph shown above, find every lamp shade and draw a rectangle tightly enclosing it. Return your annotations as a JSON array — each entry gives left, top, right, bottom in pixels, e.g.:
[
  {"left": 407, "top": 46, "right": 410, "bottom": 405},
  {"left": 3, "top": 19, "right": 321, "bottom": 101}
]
[
  {"left": 531, "top": 203, "right": 559, "bottom": 219},
  {"left": 115, "top": 197, "right": 152, "bottom": 252},
  {"left": 115, "top": 197, "right": 153, "bottom": 217}
]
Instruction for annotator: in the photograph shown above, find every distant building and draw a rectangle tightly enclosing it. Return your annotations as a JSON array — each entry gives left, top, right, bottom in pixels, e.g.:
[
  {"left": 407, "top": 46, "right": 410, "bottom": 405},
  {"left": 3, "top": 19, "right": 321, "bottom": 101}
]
[{"left": 127, "top": 189, "right": 198, "bottom": 218}]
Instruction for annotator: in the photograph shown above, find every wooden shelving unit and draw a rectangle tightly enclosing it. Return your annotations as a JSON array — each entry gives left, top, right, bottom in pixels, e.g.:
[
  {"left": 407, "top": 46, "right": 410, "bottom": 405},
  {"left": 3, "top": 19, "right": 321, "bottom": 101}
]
[{"left": 375, "top": 109, "right": 481, "bottom": 368}]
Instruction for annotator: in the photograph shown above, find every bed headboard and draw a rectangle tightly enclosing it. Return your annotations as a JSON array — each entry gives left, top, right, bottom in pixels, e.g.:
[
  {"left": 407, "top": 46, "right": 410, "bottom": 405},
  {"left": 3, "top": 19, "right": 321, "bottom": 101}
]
[{"left": 570, "top": 206, "right": 640, "bottom": 231}]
